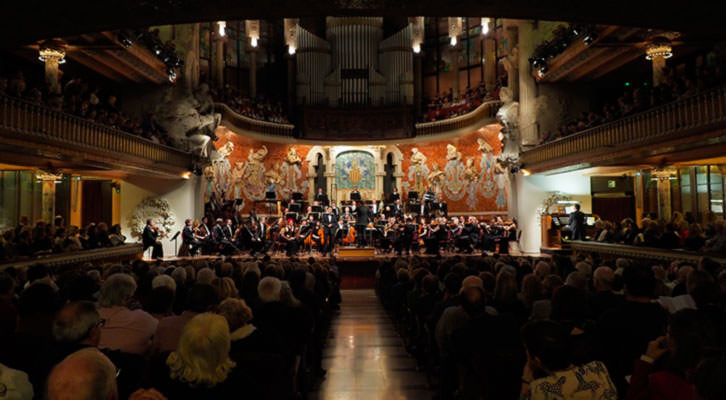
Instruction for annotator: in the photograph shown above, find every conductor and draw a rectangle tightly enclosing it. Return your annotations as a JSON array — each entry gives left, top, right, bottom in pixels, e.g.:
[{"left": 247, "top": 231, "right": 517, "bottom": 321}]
[{"left": 354, "top": 201, "right": 370, "bottom": 247}]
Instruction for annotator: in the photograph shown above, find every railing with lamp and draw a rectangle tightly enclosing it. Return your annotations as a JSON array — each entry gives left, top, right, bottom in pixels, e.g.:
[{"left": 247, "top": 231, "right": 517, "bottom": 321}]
[
  {"left": 521, "top": 86, "right": 726, "bottom": 171},
  {"left": 0, "top": 95, "right": 192, "bottom": 174},
  {"left": 215, "top": 102, "right": 296, "bottom": 137}
]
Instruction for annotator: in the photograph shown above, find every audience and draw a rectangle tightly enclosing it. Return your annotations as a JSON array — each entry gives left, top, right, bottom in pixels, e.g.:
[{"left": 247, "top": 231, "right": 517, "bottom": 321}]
[
  {"left": 0, "top": 70, "right": 177, "bottom": 147},
  {"left": 540, "top": 46, "right": 726, "bottom": 144},
  {"left": 1, "top": 216, "right": 128, "bottom": 263},
  {"left": 46, "top": 348, "right": 118, "bottom": 400},
  {"left": 213, "top": 85, "right": 290, "bottom": 124},
  {"left": 378, "top": 252, "right": 724, "bottom": 399},
  {"left": 421, "top": 80, "right": 500, "bottom": 122}
]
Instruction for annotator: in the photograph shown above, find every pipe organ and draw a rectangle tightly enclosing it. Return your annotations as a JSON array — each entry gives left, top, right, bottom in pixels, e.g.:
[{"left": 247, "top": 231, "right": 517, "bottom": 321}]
[{"left": 295, "top": 17, "right": 414, "bottom": 107}]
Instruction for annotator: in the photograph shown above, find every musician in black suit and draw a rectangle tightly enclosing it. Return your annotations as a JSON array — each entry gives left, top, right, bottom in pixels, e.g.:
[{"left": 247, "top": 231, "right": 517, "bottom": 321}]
[
  {"left": 315, "top": 187, "right": 329, "bottom": 206},
  {"left": 423, "top": 186, "right": 435, "bottom": 214},
  {"left": 180, "top": 219, "right": 198, "bottom": 256},
  {"left": 393, "top": 199, "right": 404, "bottom": 217},
  {"left": 142, "top": 219, "right": 163, "bottom": 259},
  {"left": 569, "top": 203, "right": 586, "bottom": 240},
  {"left": 354, "top": 201, "right": 370, "bottom": 247},
  {"left": 388, "top": 187, "right": 400, "bottom": 203},
  {"left": 321, "top": 206, "right": 336, "bottom": 255},
  {"left": 350, "top": 186, "right": 361, "bottom": 202}
]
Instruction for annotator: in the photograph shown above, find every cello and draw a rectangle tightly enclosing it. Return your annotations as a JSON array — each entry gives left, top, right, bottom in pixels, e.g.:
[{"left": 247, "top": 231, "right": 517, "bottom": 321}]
[{"left": 343, "top": 224, "right": 356, "bottom": 245}]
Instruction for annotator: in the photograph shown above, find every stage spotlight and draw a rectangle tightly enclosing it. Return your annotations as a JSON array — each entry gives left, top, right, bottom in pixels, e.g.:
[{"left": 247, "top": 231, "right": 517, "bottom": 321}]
[{"left": 167, "top": 69, "right": 177, "bottom": 83}]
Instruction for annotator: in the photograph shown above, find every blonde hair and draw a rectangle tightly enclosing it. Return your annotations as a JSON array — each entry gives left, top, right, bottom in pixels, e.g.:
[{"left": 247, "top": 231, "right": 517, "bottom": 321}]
[
  {"left": 217, "top": 298, "right": 253, "bottom": 331},
  {"left": 166, "top": 313, "right": 236, "bottom": 387},
  {"left": 212, "top": 277, "right": 239, "bottom": 300}
]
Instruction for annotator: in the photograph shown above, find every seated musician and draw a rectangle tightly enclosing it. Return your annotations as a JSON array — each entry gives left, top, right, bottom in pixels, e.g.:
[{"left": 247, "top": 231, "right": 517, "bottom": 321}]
[
  {"left": 248, "top": 220, "right": 264, "bottom": 256},
  {"left": 315, "top": 187, "right": 329, "bottom": 206},
  {"left": 425, "top": 218, "right": 441, "bottom": 255},
  {"left": 393, "top": 199, "right": 404, "bottom": 217},
  {"left": 331, "top": 201, "right": 340, "bottom": 216},
  {"left": 350, "top": 186, "right": 362, "bottom": 202},
  {"left": 195, "top": 216, "right": 212, "bottom": 255},
  {"left": 333, "top": 218, "right": 347, "bottom": 247},
  {"left": 380, "top": 217, "right": 396, "bottom": 254},
  {"left": 180, "top": 219, "right": 199, "bottom": 257},
  {"left": 311, "top": 220, "right": 326, "bottom": 255}
]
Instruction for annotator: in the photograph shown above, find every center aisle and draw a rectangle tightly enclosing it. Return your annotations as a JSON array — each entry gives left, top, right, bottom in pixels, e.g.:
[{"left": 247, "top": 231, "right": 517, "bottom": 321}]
[{"left": 311, "top": 289, "right": 431, "bottom": 400}]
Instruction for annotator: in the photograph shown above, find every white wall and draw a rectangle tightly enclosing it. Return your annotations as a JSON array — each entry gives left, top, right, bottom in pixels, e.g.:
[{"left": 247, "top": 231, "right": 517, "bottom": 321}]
[
  {"left": 120, "top": 176, "right": 204, "bottom": 257},
  {"left": 513, "top": 172, "right": 591, "bottom": 254}
]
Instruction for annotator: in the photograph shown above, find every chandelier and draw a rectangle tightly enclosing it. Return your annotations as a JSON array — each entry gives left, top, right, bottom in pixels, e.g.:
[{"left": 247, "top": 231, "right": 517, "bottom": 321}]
[
  {"left": 645, "top": 37, "right": 673, "bottom": 60},
  {"left": 38, "top": 39, "right": 67, "bottom": 64}
]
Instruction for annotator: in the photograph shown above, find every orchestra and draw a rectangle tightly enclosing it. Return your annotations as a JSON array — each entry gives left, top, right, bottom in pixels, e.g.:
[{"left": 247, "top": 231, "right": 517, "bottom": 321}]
[{"left": 175, "top": 190, "right": 517, "bottom": 258}]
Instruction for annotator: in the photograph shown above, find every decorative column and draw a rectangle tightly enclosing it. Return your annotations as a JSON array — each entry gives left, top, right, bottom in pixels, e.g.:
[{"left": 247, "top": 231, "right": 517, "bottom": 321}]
[
  {"left": 184, "top": 23, "right": 201, "bottom": 90},
  {"left": 213, "top": 28, "right": 225, "bottom": 88},
  {"left": 284, "top": 19, "right": 299, "bottom": 117},
  {"left": 35, "top": 170, "right": 62, "bottom": 223},
  {"left": 38, "top": 40, "right": 66, "bottom": 95},
  {"left": 245, "top": 20, "right": 260, "bottom": 98},
  {"left": 502, "top": 19, "right": 519, "bottom": 100},
  {"left": 448, "top": 17, "right": 463, "bottom": 99},
  {"left": 518, "top": 20, "right": 538, "bottom": 145},
  {"left": 483, "top": 19, "right": 496, "bottom": 91},
  {"left": 414, "top": 54, "right": 423, "bottom": 116},
  {"left": 652, "top": 169, "right": 674, "bottom": 220}
]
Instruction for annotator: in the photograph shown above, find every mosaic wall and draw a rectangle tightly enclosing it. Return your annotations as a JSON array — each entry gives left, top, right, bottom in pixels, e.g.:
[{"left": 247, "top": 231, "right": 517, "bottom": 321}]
[{"left": 208, "top": 123, "right": 506, "bottom": 214}]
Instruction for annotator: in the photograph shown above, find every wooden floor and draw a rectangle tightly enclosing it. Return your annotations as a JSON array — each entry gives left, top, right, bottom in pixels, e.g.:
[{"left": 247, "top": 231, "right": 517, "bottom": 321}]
[{"left": 310, "top": 289, "right": 431, "bottom": 400}]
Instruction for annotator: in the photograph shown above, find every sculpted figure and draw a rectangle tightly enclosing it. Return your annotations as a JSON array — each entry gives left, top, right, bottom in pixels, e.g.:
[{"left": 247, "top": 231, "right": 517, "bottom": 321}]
[{"left": 285, "top": 147, "right": 301, "bottom": 164}]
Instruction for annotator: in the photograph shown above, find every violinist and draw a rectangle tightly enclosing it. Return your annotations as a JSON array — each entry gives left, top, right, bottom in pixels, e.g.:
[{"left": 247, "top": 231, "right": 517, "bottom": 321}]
[
  {"left": 381, "top": 217, "right": 396, "bottom": 254},
  {"left": 143, "top": 219, "right": 164, "bottom": 259}
]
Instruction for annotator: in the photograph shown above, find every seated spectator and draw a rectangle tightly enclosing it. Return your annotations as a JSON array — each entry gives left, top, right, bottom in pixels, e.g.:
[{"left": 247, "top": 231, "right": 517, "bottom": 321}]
[
  {"left": 156, "top": 313, "right": 249, "bottom": 399},
  {"left": 52, "top": 301, "right": 102, "bottom": 360},
  {"left": 520, "top": 319, "right": 617, "bottom": 400},
  {"left": 626, "top": 309, "right": 712, "bottom": 400},
  {"left": 588, "top": 266, "right": 624, "bottom": 319},
  {"left": 152, "top": 284, "right": 218, "bottom": 354},
  {"left": 98, "top": 273, "right": 158, "bottom": 355},
  {"left": 46, "top": 348, "right": 118, "bottom": 400},
  {"left": 595, "top": 264, "right": 668, "bottom": 394}
]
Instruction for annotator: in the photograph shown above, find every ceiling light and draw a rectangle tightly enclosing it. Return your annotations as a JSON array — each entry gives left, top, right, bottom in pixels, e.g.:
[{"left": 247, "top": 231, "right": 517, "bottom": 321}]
[
  {"left": 412, "top": 43, "right": 421, "bottom": 53},
  {"left": 217, "top": 21, "right": 226, "bottom": 37},
  {"left": 645, "top": 37, "right": 673, "bottom": 60},
  {"left": 251, "top": 37, "right": 258, "bottom": 48},
  {"left": 480, "top": 18, "right": 490, "bottom": 35}
]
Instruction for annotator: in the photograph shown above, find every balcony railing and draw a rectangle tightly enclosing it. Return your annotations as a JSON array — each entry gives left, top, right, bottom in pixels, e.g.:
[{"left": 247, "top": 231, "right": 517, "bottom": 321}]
[
  {"left": 217, "top": 100, "right": 503, "bottom": 140},
  {"left": 521, "top": 86, "right": 726, "bottom": 171},
  {"left": 0, "top": 95, "right": 192, "bottom": 174},
  {"left": 415, "top": 100, "right": 503, "bottom": 136},
  {"left": 569, "top": 240, "right": 726, "bottom": 265},
  {"left": 0, "top": 243, "right": 143, "bottom": 270},
  {"left": 215, "top": 103, "right": 295, "bottom": 137}
]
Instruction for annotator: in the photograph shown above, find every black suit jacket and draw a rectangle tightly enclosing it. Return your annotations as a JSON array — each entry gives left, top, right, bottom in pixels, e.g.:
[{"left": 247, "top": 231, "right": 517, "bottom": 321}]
[
  {"left": 355, "top": 206, "right": 370, "bottom": 226},
  {"left": 569, "top": 210, "right": 586, "bottom": 239},
  {"left": 142, "top": 225, "right": 157, "bottom": 248},
  {"left": 212, "top": 225, "right": 225, "bottom": 243},
  {"left": 182, "top": 226, "right": 195, "bottom": 243}
]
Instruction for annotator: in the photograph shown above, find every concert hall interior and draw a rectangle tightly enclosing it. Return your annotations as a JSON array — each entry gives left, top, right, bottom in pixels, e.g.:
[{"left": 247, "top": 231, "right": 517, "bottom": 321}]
[{"left": 2, "top": 2, "right": 726, "bottom": 400}]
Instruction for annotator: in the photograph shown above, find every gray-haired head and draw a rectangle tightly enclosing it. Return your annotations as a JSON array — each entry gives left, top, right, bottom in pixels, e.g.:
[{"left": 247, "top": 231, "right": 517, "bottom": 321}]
[
  {"left": 52, "top": 301, "right": 100, "bottom": 344},
  {"left": 98, "top": 273, "right": 136, "bottom": 308}
]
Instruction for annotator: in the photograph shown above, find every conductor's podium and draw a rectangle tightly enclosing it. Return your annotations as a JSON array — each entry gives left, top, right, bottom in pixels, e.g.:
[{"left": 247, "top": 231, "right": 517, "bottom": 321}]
[{"left": 337, "top": 246, "right": 376, "bottom": 258}]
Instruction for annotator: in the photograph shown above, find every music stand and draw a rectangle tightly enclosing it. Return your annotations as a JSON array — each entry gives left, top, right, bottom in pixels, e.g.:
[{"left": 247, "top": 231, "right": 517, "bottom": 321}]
[
  {"left": 408, "top": 191, "right": 418, "bottom": 201},
  {"left": 311, "top": 205, "right": 323, "bottom": 213},
  {"left": 350, "top": 191, "right": 361, "bottom": 202},
  {"left": 289, "top": 203, "right": 302, "bottom": 213},
  {"left": 170, "top": 231, "right": 181, "bottom": 255},
  {"left": 265, "top": 191, "right": 276, "bottom": 200},
  {"left": 285, "top": 212, "right": 298, "bottom": 221},
  {"left": 292, "top": 192, "right": 303, "bottom": 201}
]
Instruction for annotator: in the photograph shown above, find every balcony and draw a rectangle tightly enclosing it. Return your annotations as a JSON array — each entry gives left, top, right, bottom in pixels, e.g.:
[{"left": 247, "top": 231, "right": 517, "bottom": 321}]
[
  {"left": 217, "top": 99, "right": 502, "bottom": 141},
  {"left": 0, "top": 95, "right": 193, "bottom": 177},
  {"left": 521, "top": 86, "right": 726, "bottom": 174}
]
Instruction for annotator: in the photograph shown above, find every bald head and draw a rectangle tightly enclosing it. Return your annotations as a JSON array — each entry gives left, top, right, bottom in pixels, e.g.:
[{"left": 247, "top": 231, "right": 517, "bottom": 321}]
[
  {"left": 47, "top": 348, "right": 118, "bottom": 400},
  {"left": 593, "top": 266, "right": 615, "bottom": 291}
]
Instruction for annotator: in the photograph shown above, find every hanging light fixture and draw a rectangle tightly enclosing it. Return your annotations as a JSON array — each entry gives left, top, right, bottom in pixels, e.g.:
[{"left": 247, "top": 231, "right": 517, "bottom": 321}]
[
  {"left": 448, "top": 17, "right": 462, "bottom": 47},
  {"left": 410, "top": 16, "right": 424, "bottom": 54},
  {"left": 284, "top": 18, "right": 299, "bottom": 55},
  {"left": 645, "top": 37, "right": 673, "bottom": 60},
  {"left": 480, "top": 17, "right": 490, "bottom": 35},
  {"left": 245, "top": 20, "right": 260, "bottom": 48},
  {"left": 38, "top": 39, "right": 67, "bottom": 64},
  {"left": 217, "top": 21, "right": 226, "bottom": 37}
]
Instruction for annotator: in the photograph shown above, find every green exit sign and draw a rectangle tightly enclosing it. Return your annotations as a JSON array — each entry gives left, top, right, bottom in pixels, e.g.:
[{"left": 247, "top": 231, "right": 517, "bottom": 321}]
[{"left": 608, "top": 180, "right": 616, "bottom": 188}]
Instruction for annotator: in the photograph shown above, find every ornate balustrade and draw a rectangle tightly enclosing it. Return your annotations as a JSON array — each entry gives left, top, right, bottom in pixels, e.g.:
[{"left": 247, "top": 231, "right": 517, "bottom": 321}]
[
  {"left": 217, "top": 100, "right": 503, "bottom": 140},
  {"left": 415, "top": 100, "right": 503, "bottom": 137},
  {"left": 569, "top": 240, "right": 726, "bottom": 265},
  {"left": 215, "top": 103, "right": 296, "bottom": 137},
  {"left": 0, "top": 243, "right": 143, "bottom": 270},
  {"left": 0, "top": 95, "right": 193, "bottom": 177},
  {"left": 521, "top": 86, "right": 726, "bottom": 173}
]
